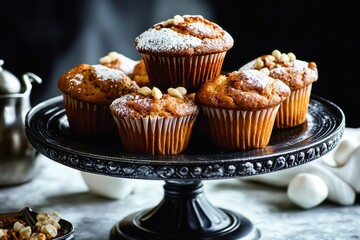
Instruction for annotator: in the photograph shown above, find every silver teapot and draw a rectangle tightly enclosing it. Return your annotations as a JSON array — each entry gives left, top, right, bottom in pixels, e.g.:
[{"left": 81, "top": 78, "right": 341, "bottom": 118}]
[{"left": 0, "top": 59, "right": 42, "bottom": 185}]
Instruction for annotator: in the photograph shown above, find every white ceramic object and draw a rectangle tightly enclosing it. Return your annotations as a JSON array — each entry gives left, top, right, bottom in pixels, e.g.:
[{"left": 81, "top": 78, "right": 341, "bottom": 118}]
[
  {"left": 81, "top": 172, "right": 137, "bottom": 200},
  {"left": 117, "top": 54, "right": 139, "bottom": 75}
]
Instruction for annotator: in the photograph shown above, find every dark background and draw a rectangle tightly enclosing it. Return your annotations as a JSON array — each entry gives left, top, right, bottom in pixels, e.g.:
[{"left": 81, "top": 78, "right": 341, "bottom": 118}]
[
  {"left": 1, "top": 0, "right": 359, "bottom": 127},
  {"left": 213, "top": 1, "right": 360, "bottom": 128}
]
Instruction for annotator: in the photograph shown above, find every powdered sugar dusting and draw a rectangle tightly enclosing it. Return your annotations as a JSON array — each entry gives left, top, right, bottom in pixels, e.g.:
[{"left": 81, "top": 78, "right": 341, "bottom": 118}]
[
  {"left": 293, "top": 59, "right": 308, "bottom": 69},
  {"left": 92, "top": 64, "right": 126, "bottom": 81},
  {"left": 238, "top": 59, "right": 256, "bottom": 71},
  {"left": 117, "top": 54, "right": 138, "bottom": 75},
  {"left": 65, "top": 74, "right": 83, "bottom": 88},
  {"left": 69, "top": 79, "right": 81, "bottom": 85},
  {"left": 241, "top": 69, "right": 290, "bottom": 94},
  {"left": 270, "top": 59, "right": 318, "bottom": 84},
  {"left": 242, "top": 70, "right": 273, "bottom": 89},
  {"left": 111, "top": 94, "right": 150, "bottom": 118},
  {"left": 271, "top": 59, "right": 308, "bottom": 76},
  {"left": 135, "top": 28, "right": 202, "bottom": 53},
  {"left": 273, "top": 80, "right": 290, "bottom": 94},
  {"left": 187, "top": 22, "right": 214, "bottom": 36},
  {"left": 135, "top": 15, "right": 233, "bottom": 54},
  {"left": 111, "top": 93, "right": 198, "bottom": 118}
]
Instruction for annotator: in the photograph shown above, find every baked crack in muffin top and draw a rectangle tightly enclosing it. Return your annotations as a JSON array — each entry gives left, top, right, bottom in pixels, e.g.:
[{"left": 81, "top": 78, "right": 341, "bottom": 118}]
[{"left": 196, "top": 70, "right": 291, "bottom": 110}]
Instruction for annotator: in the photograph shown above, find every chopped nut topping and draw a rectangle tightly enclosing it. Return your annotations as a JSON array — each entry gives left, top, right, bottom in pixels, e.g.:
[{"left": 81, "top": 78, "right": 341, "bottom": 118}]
[
  {"left": 168, "top": 88, "right": 183, "bottom": 98},
  {"left": 288, "top": 52, "right": 296, "bottom": 61},
  {"left": 272, "top": 49, "right": 281, "bottom": 59},
  {"left": 41, "top": 224, "right": 57, "bottom": 238},
  {"left": 14, "top": 221, "right": 25, "bottom": 232},
  {"left": 163, "top": 15, "right": 185, "bottom": 27},
  {"left": 20, "top": 226, "right": 32, "bottom": 238},
  {"left": 265, "top": 55, "right": 275, "bottom": 62},
  {"left": 175, "top": 87, "right": 187, "bottom": 95},
  {"left": 0, "top": 210, "right": 61, "bottom": 240},
  {"left": 265, "top": 60, "right": 276, "bottom": 68},
  {"left": 254, "top": 49, "right": 297, "bottom": 70},
  {"left": 152, "top": 87, "right": 162, "bottom": 99},
  {"left": 254, "top": 58, "right": 264, "bottom": 69},
  {"left": 99, "top": 51, "right": 120, "bottom": 64},
  {"left": 108, "top": 51, "right": 119, "bottom": 59},
  {"left": 279, "top": 53, "right": 290, "bottom": 63},
  {"left": 99, "top": 56, "right": 111, "bottom": 64},
  {"left": 138, "top": 86, "right": 152, "bottom": 96}
]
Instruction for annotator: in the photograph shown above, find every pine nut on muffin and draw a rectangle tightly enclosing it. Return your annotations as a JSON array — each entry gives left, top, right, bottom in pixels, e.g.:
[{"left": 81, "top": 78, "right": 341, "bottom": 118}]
[
  {"left": 134, "top": 14, "right": 234, "bottom": 92},
  {"left": 110, "top": 86, "right": 199, "bottom": 155},
  {"left": 240, "top": 49, "right": 318, "bottom": 128}
]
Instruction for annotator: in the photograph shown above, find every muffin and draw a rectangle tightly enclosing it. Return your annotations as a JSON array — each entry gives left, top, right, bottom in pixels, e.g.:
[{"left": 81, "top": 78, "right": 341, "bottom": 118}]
[
  {"left": 129, "top": 59, "right": 151, "bottom": 87},
  {"left": 100, "top": 52, "right": 151, "bottom": 88},
  {"left": 134, "top": 14, "right": 234, "bottom": 92},
  {"left": 196, "top": 70, "right": 291, "bottom": 150},
  {"left": 58, "top": 63, "right": 139, "bottom": 135},
  {"left": 240, "top": 49, "right": 318, "bottom": 128},
  {"left": 99, "top": 51, "right": 138, "bottom": 75},
  {"left": 110, "top": 86, "right": 199, "bottom": 155}
]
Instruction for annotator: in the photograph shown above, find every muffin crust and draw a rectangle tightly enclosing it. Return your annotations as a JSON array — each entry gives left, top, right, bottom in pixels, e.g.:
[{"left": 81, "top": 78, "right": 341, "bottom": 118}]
[
  {"left": 135, "top": 15, "right": 234, "bottom": 56},
  {"left": 99, "top": 51, "right": 138, "bottom": 75},
  {"left": 111, "top": 92, "right": 199, "bottom": 118},
  {"left": 129, "top": 60, "right": 150, "bottom": 87},
  {"left": 58, "top": 63, "right": 139, "bottom": 105},
  {"left": 196, "top": 70, "right": 291, "bottom": 110},
  {"left": 240, "top": 50, "right": 318, "bottom": 91}
]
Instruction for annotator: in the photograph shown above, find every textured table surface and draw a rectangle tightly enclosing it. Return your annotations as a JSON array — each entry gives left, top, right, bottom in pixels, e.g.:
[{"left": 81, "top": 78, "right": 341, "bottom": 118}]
[{"left": 1, "top": 154, "right": 359, "bottom": 240}]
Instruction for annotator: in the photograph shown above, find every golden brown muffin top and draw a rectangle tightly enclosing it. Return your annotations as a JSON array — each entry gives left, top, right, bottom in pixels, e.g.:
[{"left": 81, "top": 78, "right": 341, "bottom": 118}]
[
  {"left": 128, "top": 60, "right": 151, "bottom": 87},
  {"left": 196, "top": 70, "right": 291, "bottom": 110},
  {"left": 134, "top": 15, "right": 234, "bottom": 56},
  {"left": 58, "top": 63, "right": 139, "bottom": 105},
  {"left": 110, "top": 86, "right": 199, "bottom": 118},
  {"left": 239, "top": 49, "right": 318, "bottom": 91}
]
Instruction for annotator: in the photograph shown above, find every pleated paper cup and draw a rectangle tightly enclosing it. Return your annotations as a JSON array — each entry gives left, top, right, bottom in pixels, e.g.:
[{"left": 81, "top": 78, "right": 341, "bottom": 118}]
[
  {"left": 113, "top": 114, "right": 198, "bottom": 155},
  {"left": 141, "top": 52, "right": 226, "bottom": 92},
  {"left": 275, "top": 84, "right": 312, "bottom": 129},
  {"left": 63, "top": 94, "right": 116, "bottom": 135},
  {"left": 201, "top": 106, "right": 280, "bottom": 150}
]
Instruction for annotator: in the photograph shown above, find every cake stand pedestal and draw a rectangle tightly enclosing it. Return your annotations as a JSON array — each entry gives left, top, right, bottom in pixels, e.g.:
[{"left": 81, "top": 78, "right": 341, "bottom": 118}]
[
  {"left": 111, "top": 180, "right": 259, "bottom": 239},
  {"left": 25, "top": 95, "right": 345, "bottom": 240}
]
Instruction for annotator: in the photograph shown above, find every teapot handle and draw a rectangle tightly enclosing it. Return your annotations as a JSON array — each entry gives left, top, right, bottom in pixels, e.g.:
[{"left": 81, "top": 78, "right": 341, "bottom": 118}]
[{"left": 22, "top": 72, "right": 42, "bottom": 94}]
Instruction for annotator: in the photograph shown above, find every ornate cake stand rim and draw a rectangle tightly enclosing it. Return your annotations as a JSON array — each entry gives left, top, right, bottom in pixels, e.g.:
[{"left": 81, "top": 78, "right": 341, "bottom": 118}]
[{"left": 25, "top": 95, "right": 345, "bottom": 180}]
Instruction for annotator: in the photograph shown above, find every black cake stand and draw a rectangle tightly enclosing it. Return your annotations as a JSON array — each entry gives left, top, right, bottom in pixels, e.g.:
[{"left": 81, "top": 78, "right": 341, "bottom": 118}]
[{"left": 25, "top": 95, "right": 345, "bottom": 240}]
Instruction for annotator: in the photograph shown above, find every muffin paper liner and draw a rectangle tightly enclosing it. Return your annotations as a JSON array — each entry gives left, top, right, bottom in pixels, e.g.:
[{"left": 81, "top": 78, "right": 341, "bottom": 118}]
[
  {"left": 141, "top": 52, "right": 226, "bottom": 92},
  {"left": 275, "top": 84, "right": 312, "bottom": 128},
  {"left": 202, "top": 106, "right": 280, "bottom": 150},
  {"left": 113, "top": 114, "right": 197, "bottom": 155},
  {"left": 63, "top": 94, "right": 116, "bottom": 135}
]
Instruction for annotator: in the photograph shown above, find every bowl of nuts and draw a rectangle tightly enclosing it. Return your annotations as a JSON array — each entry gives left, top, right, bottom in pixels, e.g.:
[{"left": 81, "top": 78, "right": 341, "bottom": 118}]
[{"left": 0, "top": 207, "right": 73, "bottom": 240}]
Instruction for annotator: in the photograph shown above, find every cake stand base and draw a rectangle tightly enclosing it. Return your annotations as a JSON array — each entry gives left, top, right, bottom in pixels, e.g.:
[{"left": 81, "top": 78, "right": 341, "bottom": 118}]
[{"left": 110, "top": 180, "right": 260, "bottom": 240}]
